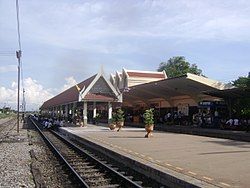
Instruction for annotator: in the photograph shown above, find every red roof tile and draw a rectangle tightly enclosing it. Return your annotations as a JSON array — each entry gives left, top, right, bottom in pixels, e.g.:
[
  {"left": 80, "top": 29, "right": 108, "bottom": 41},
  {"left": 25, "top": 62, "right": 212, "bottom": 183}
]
[
  {"left": 41, "top": 74, "right": 96, "bottom": 109},
  {"left": 127, "top": 71, "right": 165, "bottom": 78}
]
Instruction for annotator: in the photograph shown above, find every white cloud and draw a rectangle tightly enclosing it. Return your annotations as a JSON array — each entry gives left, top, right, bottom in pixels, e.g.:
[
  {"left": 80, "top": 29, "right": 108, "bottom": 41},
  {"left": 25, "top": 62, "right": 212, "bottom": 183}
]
[
  {"left": 23, "top": 77, "right": 54, "bottom": 110},
  {"left": 0, "top": 78, "right": 54, "bottom": 111},
  {"left": 60, "top": 76, "right": 77, "bottom": 92},
  {"left": 0, "top": 86, "right": 16, "bottom": 107},
  {"left": 0, "top": 76, "right": 80, "bottom": 111},
  {"left": 0, "top": 65, "right": 16, "bottom": 73},
  {"left": 1, "top": 0, "right": 250, "bottom": 90},
  {"left": 19, "top": 0, "right": 250, "bottom": 45}
]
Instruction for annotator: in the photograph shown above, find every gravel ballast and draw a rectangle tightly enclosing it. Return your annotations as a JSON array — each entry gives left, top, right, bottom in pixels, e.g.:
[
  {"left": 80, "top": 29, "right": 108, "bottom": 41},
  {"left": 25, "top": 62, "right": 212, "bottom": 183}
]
[{"left": 0, "top": 117, "right": 75, "bottom": 188}]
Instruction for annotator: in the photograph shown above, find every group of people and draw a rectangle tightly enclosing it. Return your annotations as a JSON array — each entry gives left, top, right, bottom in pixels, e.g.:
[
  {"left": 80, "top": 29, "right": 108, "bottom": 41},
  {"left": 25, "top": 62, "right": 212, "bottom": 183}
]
[
  {"left": 32, "top": 115, "right": 65, "bottom": 129},
  {"left": 222, "top": 118, "right": 250, "bottom": 131},
  {"left": 163, "top": 111, "right": 186, "bottom": 125}
]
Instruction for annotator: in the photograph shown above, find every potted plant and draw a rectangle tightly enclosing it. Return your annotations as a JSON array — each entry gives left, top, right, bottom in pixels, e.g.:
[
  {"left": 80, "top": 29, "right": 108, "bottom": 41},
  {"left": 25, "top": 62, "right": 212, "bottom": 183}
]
[
  {"left": 109, "top": 112, "right": 117, "bottom": 130},
  {"left": 93, "top": 113, "right": 101, "bottom": 125},
  {"left": 143, "top": 108, "right": 154, "bottom": 138},
  {"left": 116, "top": 108, "right": 125, "bottom": 132}
]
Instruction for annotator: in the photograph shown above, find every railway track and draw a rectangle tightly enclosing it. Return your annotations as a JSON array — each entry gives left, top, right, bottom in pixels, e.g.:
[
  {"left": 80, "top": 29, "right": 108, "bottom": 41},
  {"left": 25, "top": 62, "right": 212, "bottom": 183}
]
[
  {"left": 30, "top": 117, "right": 164, "bottom": 188},
  {"left": 0, "top": 117, "right": 17, "bottom": 141}
]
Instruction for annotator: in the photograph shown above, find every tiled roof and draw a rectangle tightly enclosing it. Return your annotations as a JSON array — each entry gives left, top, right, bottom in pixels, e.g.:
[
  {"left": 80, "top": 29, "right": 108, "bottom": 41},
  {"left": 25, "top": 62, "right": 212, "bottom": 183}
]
[
  {"left": 127, "top": 71, "right": 165, "bottom": 78},
  {"left": 41, "top": 74, "right": 96, "bottom": 109}
]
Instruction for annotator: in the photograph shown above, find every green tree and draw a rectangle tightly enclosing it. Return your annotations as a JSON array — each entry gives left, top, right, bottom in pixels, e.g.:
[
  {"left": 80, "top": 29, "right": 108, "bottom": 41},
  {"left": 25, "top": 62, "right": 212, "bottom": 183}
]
[
  {"left": 232, "top": 73, "right": 250, "bottom": 118},
  {"left": 232, "top": 73, "right": 250, "bottom": 88},
  {"left": 157, "top": 56, "right": 203, "bottom": 78}
]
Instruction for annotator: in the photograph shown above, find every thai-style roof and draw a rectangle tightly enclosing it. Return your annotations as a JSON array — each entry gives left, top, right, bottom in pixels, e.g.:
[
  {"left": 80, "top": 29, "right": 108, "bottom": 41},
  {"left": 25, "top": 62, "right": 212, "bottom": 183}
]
[
  {"left": 41, "top": 71, "right": 122, "bottom": 109},
  {"left": 41, "top": 75, "right": 96, "bottom": 109}
]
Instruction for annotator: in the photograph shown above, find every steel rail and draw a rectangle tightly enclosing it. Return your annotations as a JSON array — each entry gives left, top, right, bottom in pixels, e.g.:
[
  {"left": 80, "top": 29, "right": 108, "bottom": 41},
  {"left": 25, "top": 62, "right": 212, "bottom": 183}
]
[
  {"left": 30, "top": 118, "right": 89, "bottom": 188},
  {"left": 51, "top": 130, "right": 143, "bottom": 188},
  {"left": 30, "top": 117, "right": 143, "bottom": 188}
]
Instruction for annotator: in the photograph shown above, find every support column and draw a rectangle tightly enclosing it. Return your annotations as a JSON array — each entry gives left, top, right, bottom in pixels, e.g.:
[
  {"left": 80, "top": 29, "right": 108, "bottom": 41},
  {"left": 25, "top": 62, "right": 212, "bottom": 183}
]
[
  {"left": 65, "top": 104, "right": 68, "bottom": 118},
  {"left": 72, "top": 102, "right": 76, "bottom": 117},
  {"left": 93, "top": 102, "right": 96, "bottom": 118},
  {"left": 83, "top": 101, "right": 88, "bottom": 125},
  {"left": 60, "top": 105, "right": 63, "bottom": 116},
  {"left": 108, "top": 102, "right": 112, "bottom": 123},
  {"left": 56, "top": 106, "right": 60, "bottom": 117}
]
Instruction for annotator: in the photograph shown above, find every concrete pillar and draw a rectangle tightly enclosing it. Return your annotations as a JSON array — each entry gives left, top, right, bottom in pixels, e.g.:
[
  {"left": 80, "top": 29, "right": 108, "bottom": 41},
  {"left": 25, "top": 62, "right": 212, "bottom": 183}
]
[
  {"left": 108, "top": 102, "right": 112, "bottom": 123},
  {"left": 54, "top": 107, "right": 56, "bottom": 116},
  {"left": 69, "top": 103, "right": 72, "bottom": 115},
  {"left": 72, "top": 103, "right": 76, "bottom": 117},
  {"left": 83, "top": 101, "right": 88, "bottom": 125},
  {"left": 57, "top": 106, "right": 60, "bottom": 117},
  {"left": 65, "top": 104, "right": 68, "bottom": 118},
  {"left": 93, "top": 102, "right": 96, "bottom": 118},
  {"left": 61, "top": 105, "right": 63, "bottom": 116}
]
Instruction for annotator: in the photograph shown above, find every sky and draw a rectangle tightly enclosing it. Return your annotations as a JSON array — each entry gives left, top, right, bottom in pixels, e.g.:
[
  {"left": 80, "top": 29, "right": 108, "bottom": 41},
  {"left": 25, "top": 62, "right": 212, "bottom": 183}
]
[{"left": 0, "top": 0, "right": 250, "bottom": 110}]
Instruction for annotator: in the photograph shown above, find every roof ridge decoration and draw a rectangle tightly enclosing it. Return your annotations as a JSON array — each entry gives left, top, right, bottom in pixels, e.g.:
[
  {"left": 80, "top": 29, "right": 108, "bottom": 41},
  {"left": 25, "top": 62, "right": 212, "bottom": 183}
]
[
  {"left": 79, "top": 69, "right": 122, "bottom": 102},
  {"left": 78, "top": 85, "right": 85, "bottom": 101}
]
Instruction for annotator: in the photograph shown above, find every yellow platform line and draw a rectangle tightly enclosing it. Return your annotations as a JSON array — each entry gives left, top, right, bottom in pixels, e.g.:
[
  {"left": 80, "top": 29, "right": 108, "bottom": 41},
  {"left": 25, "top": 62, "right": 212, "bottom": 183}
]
[
  {"left": 220, "top": 182, "right": 231, "bottom": 187},
  {"left": 165, "top": 163, "right": 172, "bottom": 167},
  {"left": 176, "top": 167, "right": 184, "bottom": 171},
  {"left": 188, "top": 171, "right": 197, "bottom": 175},
  {"left": 203, "top": 176, "right": 213, "bottom": 181},
  {"left": 89, "top": 137, "right": 233, "bottom": 188}
]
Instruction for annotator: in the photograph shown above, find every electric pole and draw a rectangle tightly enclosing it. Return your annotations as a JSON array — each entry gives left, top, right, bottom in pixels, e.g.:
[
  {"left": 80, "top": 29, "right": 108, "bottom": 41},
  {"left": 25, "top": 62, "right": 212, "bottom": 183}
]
[{"left": 16, "top": 50, "right": 21, "bottom": 133}]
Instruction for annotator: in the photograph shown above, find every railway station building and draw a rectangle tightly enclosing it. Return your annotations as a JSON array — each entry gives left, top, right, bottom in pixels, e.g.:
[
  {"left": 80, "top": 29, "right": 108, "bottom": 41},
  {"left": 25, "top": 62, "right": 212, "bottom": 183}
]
[{"left": 40, "top": 68, "right": 233, "bottom": 125}]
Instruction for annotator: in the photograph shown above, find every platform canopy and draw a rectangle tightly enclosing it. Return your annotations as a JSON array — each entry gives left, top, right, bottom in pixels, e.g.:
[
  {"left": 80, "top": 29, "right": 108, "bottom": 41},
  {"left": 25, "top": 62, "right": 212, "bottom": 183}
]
[
  {"left": 123, "top": 73, "right": 234, "bottom": 105},
  {"left": 204, "top": 88, "right": 250, "bottom": 99},
  {"left": 41, "top": 70, "right": 122, "bottom": 110}
]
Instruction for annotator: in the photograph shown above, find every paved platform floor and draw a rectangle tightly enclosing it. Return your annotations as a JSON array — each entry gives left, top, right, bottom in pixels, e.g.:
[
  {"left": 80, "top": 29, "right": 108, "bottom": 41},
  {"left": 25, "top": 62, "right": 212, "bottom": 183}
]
[{"left": 61, "top": 124, "right": 250, "bottom": 188}]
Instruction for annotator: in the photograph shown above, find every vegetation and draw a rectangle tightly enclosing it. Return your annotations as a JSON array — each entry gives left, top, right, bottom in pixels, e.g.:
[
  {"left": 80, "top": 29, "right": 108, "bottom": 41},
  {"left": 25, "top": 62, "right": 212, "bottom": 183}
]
[
  {"left": 232, "top": 73, "right": 250, "bottom": 88},
  {"left": 0, "top": 107, "right": 14, "bottom": 119},
  {"left": 93, "top": 113, "right": 101, "bottom": 124},
  {"left": 109, "top": 112, "right": 117, "bottom": 123},
  {"left": 143, "top": 108, "right": 154, "bottom": 126},
  {"left": 157, "top": 56, "right": 203, "bottom": 78},
  {"left": 116, "top": 109, "right": 124, "bottom": 122},
  {"left": 232, "top": 73, "right": 250, "bottom": 118}
]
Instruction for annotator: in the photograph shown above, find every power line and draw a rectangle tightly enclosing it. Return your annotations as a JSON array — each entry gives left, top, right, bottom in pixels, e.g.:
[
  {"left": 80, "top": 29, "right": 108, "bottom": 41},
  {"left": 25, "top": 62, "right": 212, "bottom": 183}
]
[{"left": 0, "top": 51, "right": 15, "bottom": 56}]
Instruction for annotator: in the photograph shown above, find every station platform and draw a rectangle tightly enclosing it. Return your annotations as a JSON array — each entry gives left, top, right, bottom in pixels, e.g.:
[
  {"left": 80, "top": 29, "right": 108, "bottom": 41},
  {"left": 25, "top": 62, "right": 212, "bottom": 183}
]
[{"left": 59, "top": 124, "right": 250, "bottom": 188}]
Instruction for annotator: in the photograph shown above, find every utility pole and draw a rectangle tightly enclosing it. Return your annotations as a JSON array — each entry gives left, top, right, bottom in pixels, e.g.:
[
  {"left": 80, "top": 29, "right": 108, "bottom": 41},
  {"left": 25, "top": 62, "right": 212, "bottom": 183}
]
[
  {"left": 16, "top": 0, "right": 22, "bottom": 133},
  {"left": 16, "top": 50, "right": 21, "bottom": 133},
  {"left": 23, "top": 88, "right": 26, "bottom": 120}
]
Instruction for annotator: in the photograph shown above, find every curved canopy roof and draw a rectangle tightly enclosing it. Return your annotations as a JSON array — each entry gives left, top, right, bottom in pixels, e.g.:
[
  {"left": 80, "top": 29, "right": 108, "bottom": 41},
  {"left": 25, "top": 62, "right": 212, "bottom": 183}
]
[{"left": 124, "top": 73, "right": 234, "bottom": 104}]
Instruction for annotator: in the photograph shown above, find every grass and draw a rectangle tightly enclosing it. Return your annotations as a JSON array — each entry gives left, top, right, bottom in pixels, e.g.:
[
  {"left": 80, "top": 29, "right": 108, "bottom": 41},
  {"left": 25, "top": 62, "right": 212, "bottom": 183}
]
[{"left": 0, "top": 113, "right": 15, "bottom": 119}]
